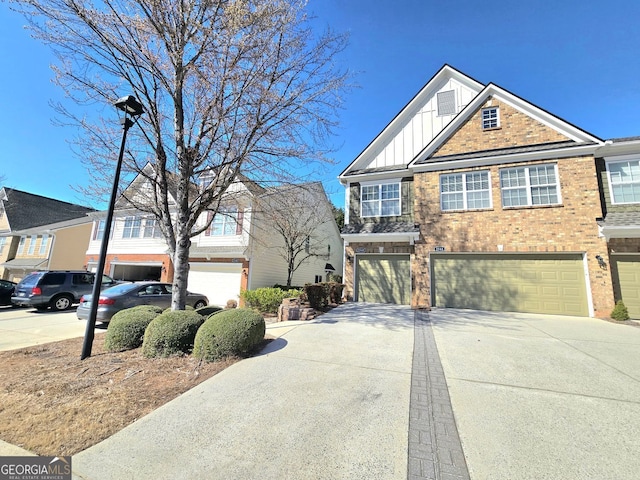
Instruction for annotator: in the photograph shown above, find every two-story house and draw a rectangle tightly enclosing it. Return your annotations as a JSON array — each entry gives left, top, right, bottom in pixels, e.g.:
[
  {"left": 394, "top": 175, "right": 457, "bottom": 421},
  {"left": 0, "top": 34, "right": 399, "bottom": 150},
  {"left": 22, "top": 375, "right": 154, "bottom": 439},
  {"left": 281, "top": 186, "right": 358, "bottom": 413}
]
[
  {"left": 84, "top": 171, "right": 343, "bottom": 308},
  {"left": 0, "top": 188, "right": 95, "bottom": 282},
  {"left": 340, "top": 64, "right": 633, "bottom": 319}
]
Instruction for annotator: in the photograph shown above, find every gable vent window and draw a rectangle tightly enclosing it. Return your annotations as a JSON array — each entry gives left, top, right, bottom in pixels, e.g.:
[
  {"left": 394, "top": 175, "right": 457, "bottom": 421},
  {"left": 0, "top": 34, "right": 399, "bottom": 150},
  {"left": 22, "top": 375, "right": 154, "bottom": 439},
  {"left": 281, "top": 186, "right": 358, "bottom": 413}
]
[
  {"left": 482, "top": 107, "right": 499, "bottom": 129},
  {"left": 437, "top": 90, "right": 456, "bottom": 116}
]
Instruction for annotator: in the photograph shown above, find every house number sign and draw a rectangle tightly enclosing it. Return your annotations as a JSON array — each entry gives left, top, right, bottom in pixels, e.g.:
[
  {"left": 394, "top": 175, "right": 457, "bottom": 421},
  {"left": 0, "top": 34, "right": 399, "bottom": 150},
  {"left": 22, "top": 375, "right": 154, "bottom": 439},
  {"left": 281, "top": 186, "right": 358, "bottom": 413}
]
[{"left": 434, "top": 246, "right": 446, "bottom": 252}]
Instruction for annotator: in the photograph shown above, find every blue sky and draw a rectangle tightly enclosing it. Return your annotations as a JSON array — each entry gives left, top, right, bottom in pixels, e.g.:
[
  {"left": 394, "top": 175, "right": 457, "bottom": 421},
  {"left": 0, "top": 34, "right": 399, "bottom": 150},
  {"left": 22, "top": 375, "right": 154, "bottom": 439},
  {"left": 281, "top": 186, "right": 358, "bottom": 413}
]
[{"left": 2, "top": 0, "right": 640, "bottom": 210}]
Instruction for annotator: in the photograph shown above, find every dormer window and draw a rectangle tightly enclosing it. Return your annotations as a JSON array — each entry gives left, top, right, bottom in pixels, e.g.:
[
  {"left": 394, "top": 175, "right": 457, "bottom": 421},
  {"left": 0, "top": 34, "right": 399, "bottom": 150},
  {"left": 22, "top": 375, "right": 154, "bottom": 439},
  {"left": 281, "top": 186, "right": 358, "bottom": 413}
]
[{"left": 482, "top": 107, "right": 499, "bottom": 130}]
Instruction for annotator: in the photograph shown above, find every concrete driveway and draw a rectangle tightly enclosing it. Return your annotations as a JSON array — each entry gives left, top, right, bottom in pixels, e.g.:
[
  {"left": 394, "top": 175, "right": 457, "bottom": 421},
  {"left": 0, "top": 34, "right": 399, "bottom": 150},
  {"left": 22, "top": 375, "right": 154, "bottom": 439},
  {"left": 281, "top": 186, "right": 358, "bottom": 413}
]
[
  {"left": 0, "top": 306, "right": 105, "bottom": 351},
  {"left": 429, "top": 308, "right": 640, "bottom": 480}
]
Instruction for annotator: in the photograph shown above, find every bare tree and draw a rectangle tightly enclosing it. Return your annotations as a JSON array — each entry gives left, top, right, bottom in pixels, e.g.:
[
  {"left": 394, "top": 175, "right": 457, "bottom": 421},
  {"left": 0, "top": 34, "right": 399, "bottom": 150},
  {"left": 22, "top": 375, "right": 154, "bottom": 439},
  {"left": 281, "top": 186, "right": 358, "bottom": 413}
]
[
  {"left": 9, "top": 0, "right": 350, "bottom": 308},
  {"left": 255, "top": 182, "right": 334, "bottom": 287}
]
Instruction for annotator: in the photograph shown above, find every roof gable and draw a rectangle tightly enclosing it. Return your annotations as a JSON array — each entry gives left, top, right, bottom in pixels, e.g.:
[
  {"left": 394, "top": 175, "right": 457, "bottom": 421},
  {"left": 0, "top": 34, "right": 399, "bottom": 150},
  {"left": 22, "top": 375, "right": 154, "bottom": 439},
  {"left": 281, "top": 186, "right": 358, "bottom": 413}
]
[
  {"left": 340, "top": 65, "right": 484, "bottom": 180},
  {"left": 410, "top": 83, "right": 603, "bottom": 168},
  {"left": 0, "top": 188, "right": 94, "bottom": 232}
]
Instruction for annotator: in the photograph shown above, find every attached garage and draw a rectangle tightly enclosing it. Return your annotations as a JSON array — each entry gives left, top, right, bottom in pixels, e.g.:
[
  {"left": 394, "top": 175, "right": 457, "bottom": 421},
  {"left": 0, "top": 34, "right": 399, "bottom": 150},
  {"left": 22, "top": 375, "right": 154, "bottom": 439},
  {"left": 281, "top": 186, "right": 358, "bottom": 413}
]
[
  {"left": 431, "top": 253, "right": 589, "bottom": 316},
  {"left": 611, "top": 254, "right": 640, "bottom": 319},
  {"left": 188, "top": 263, "right": 243, "bottom": 308},
  {"left": 111, "top": 263, "right": 162, "bottom": 282},
  {"left": 355, "top": 254, "right": 411, "bottom": 304}
]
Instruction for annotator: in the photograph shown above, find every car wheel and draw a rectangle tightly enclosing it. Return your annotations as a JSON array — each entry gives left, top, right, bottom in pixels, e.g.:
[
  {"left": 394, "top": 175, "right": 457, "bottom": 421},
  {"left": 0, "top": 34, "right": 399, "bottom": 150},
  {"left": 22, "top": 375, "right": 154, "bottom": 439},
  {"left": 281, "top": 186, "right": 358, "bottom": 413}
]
[
  {"left": 51, "top": 295, "right": 73, "bottom": 311},
  {"left": 193, "top": 300, "right": 207, "bottom": 309}
]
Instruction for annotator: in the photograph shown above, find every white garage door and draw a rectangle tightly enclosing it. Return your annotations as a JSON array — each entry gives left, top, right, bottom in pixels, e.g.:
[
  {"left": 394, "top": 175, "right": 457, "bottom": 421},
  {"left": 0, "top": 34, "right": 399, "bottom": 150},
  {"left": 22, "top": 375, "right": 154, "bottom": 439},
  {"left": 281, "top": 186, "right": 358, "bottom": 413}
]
[{"left": 188, "top": 263, "right": 243, "bottom": 308}]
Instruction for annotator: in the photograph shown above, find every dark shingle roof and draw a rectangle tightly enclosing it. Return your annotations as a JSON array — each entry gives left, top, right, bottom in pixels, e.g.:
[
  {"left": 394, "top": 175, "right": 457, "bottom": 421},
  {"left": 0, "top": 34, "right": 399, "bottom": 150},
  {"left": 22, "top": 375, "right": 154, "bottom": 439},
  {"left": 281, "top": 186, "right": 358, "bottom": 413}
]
[
  {"left": 599, "top": 212, "right": 640, "bottom": 228},
  {"left": 1, "top": 188, "right": 95, "bottom": 231},
  {"left": 342, "top": 222, "right": 420, "bottom": 235}
]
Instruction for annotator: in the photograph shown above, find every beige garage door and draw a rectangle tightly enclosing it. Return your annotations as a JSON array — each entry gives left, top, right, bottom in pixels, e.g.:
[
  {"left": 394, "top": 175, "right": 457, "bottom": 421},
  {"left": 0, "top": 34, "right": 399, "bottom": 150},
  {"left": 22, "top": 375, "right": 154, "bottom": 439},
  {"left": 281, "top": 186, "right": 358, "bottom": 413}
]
[
  {"left": 431, "top": 253, "right": 588, "bottom": 316},
  {"left": 612, "top": 255, "right": 640, "bottom": 319},
  {"left": 355, "top": 255, "right": 410, "bottom": 304}
]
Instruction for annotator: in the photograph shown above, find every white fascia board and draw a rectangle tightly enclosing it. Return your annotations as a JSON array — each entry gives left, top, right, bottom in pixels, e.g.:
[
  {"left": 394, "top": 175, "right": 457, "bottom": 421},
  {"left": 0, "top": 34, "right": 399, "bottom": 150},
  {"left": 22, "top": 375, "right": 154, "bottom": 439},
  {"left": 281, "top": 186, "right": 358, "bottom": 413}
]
[
  {"left": 601, "top": 225, "right": 640, "bottom": 240},
  {"left": 597, "top": 141, "right": 640, "bottom": 158},
  {"left": 412, "top": 144, "right": 599, "bottom": 173},
  {"left": 341, "top": 232, "right": 420, "bottom": 245}
]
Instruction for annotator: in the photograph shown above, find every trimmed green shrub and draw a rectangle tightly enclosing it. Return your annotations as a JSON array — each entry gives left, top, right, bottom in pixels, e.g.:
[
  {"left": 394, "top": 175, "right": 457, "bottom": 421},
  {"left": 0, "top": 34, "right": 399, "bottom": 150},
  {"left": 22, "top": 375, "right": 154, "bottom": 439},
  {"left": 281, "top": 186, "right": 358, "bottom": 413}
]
[
  {"left": 193, "top": 308, "right": 266, "bottom": 362},
  {"left": 304, "top": 282, "right": 345, "bottom": 308},
  {"left": 304, "top": 283, "right": 329, "bottom": 309},
  {"left": 611, "top": 300, "right": 630, "bottom": 321},
  {"left": 240, "top": 287, "right": 302, "bottom": 314},
  {"left": 142, "top": 310, "right": 206, "bottom": 357},
  {"left": 104, "top": 305, "right": 163, "bottom": 352},
  {"left": 196, "top": 305, "right": 223, "bottom": 317}
]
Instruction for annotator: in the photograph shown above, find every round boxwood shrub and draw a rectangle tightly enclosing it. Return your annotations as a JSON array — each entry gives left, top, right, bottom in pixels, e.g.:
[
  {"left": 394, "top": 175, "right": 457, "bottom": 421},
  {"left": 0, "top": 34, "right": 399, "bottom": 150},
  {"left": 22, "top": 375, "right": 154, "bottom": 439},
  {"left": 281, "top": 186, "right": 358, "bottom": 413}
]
[
  {"left": 104, "top": 305, "right": 163, "bottom": 352},
  {"left": 142, "top": 310, "right": 206, "bottom": 358},
  {"left": 193, "top": 308, "right": 266, "bottom": 362}
]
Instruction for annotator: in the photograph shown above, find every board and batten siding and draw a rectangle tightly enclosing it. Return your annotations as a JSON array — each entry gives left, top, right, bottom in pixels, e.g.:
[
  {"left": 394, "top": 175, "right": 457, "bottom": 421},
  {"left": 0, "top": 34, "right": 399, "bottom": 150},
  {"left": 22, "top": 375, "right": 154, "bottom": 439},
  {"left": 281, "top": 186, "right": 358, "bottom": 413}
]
[{"left": 360, "top": 79, "right": 479, "bottom": 170}]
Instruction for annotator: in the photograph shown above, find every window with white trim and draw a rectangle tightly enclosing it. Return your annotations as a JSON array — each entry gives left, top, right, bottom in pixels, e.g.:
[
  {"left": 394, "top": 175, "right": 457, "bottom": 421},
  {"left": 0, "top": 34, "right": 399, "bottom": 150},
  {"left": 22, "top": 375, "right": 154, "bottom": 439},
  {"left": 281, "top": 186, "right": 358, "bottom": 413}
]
[
  {"left": 27, "top": 235, "right": 37, "bottom": 255},
  {"left": 361, "top": 183, "right": 401, "bottom": 217},
  {"left": 482, "top": 107, "right": 499, "bottom": 129},
  {"left": 608, "top": 159, "right": 640, "bottom": 204},
  {"left": 39, "top": 234, "right": 49, "bottom": 255},
  {"left": 440, "top": 171, "right": 491, "bottom": 211},
  {"left": 93, "top": 219, "right": 106, "bottom": 240},
  {"left": 143, "top": 218, "right": 163, "bottom": 238},
  {"left": 0, "top": 237, "right": 6, "bottom": 254},
  {"left": 500, "top": 164, "right": 560, "bottom": 207},
  {"left": 206, "top": 207, "right": 238, "bottom": 236},
  {"left": 17, "top": 236, "right": 25, "bottom": 254},
  {"left": 122, "top": 216, "right": 142, "bottom": 238}
]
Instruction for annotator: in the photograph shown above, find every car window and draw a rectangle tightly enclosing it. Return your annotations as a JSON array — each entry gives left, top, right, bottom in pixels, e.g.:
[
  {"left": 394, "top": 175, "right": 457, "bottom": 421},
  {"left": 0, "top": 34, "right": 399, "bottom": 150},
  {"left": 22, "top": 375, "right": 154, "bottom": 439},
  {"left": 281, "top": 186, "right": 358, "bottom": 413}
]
[
  {"left": 73, "top": 273, "right": 94, "bottom": 285},
  {"left": 40, "top": 273, "right": 66, "bottom": 285},
  {"left": 19, "top": 273, "right": 45, "bottom": 287},
  {"left": 102, "top": 275, "right": 115, "bottom": 284},
  {"left": 102, "top": 283, "right": 139, "bottom": 295},
  {"left": 0, "top": 280, "right": 13, "bottom": 288}
]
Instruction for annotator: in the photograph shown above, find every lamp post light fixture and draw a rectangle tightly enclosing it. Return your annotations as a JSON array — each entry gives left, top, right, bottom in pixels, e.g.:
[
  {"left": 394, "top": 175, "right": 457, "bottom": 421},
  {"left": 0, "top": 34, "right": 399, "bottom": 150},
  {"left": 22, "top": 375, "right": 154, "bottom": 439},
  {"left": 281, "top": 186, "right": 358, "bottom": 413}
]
[{"left": 81, "top": 95, "right": 144, "bottom": 360}]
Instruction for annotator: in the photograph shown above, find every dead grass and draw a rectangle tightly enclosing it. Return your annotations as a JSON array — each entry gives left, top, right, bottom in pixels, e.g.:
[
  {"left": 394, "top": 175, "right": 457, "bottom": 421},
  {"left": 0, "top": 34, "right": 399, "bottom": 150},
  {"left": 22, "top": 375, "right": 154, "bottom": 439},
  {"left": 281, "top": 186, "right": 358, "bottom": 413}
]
[{"left": 0, "top": 336, "right": 244, "bottom": 456}]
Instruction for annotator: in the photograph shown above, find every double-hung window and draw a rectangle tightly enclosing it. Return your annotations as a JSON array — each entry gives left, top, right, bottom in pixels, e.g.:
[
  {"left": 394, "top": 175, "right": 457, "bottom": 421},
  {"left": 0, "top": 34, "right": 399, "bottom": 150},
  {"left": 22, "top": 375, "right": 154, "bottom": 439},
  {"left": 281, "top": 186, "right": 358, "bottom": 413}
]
[
  {"left": 122, "top": 216, "right": 142, "bottom": 239},
  {"left": 17, "top": 236, "right": 26, "bottom": 254},
  {"left": 440, "top": 171, "right": 491, "bottom": 211},
  {"left": 361, "top": 183, "right": 401, "bottom": 217},
  {"left": 607, "top": 158, "right": 640, "bottom": 204},
  {"left": 207, "top": 207, "right": 238, "bottom": 236},
  {"left": 500, "top": 164, "right": 560, "bottom": 207},
  {"left": 27, "top": 235, "right": 37, "bottom": 255},
  {"left": 143, "top": 218, "right": 163, "bottom": 238},
  {"left": 39, "top": 234, "right": 49, "bottom": 255}
]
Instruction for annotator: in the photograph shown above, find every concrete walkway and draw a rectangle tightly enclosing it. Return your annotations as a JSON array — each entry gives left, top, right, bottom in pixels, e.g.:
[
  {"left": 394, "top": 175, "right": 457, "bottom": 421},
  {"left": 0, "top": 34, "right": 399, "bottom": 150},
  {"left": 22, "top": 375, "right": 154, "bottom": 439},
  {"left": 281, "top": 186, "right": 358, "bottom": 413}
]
[
  {"left": 71, "top": 303, "right": 415, "bottom": 480},
  {"left": 429, "top": 308, "right": 640, "bottom": 480}
]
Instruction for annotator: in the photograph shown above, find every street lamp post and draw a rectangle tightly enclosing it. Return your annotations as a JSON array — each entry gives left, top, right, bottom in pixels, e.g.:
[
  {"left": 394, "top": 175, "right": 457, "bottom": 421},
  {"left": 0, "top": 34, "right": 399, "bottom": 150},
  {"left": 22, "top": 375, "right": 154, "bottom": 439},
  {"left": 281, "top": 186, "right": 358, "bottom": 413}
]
[{"left": 81, "top": 95, "right": 144, "bottom": 360}]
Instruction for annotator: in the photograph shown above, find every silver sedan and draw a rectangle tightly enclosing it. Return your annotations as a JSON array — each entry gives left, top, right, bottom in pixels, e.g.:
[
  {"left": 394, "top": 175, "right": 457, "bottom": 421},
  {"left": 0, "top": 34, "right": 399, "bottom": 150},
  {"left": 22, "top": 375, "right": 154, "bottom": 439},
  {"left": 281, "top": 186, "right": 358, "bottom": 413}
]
[{"left": 76, "top": 281, "right": 209, "bottom": 323}]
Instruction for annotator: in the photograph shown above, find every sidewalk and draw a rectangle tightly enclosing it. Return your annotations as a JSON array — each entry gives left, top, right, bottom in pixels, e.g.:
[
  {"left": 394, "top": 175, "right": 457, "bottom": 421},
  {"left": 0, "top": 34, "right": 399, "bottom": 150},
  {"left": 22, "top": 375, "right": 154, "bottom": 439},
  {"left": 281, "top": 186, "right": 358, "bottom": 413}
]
[{"left": 71, "top": 303, "right": 415, "bottom": 480}]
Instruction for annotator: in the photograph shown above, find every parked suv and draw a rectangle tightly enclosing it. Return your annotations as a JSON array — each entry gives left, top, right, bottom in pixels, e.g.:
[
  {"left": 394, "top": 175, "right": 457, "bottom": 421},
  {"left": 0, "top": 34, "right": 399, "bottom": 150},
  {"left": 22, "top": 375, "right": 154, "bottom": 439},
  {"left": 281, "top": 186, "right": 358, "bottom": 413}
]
[{"left": 11, "top": 271, "right": 118, "bottom": 311}]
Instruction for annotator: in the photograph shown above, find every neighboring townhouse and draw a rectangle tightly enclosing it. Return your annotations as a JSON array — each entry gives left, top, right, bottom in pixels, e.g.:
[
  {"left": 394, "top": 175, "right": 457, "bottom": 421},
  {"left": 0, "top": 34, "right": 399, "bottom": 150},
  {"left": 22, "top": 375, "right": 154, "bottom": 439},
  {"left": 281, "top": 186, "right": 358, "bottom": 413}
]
[
  {"left": 340, "top": 64, "right": 633, "bottom": 319},
  {"left": 84, "top": 173, "right": 343, "bottom": 307},
  {"left": 595, "top": 137, "right": 640, "bottom": 318},
  {"left": 0, "top": 188, "right": 95, "bottom": 281}
]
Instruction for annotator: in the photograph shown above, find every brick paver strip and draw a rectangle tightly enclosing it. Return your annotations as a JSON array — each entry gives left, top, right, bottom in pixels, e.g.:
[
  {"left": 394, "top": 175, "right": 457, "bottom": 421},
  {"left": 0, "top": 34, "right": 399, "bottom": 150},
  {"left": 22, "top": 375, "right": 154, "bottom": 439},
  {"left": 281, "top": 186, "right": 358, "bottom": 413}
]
[{"left": 408, "top": 310, "right": 470, "bottom": 480}]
